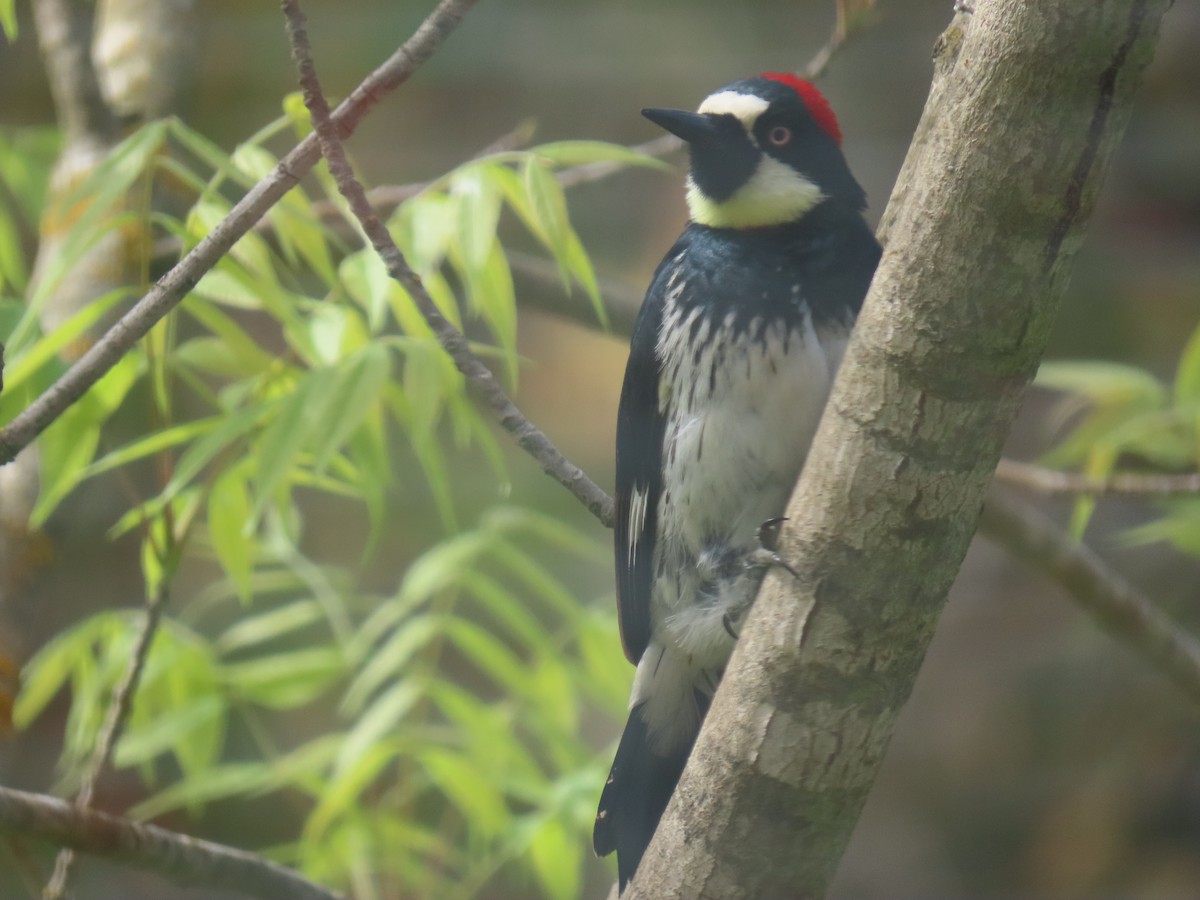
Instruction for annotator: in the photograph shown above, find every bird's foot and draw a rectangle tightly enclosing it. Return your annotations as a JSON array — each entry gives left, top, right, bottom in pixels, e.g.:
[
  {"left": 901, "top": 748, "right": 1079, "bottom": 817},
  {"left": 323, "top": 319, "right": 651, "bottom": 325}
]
[
  {"left": 712, "top": 520, "right": 800, "bottom": 640},
  {"left": 743, "top": 516, "right": 799, "bottom": 579}
]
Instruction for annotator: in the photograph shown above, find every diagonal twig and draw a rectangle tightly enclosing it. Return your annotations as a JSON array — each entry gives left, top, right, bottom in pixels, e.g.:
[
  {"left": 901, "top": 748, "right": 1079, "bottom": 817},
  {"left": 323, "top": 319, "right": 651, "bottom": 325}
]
[
  {"left": 0, "top": 785, "right": 343, "bottom": 900},
  {"left": 979, "top": 488, "right": 1200, "bottom": 705},
  {"left": 281, "top": 0, "right": 615, "bottom": 527},
  {"left": 0, "top": 0, "right": 480, "bottom": 465}
]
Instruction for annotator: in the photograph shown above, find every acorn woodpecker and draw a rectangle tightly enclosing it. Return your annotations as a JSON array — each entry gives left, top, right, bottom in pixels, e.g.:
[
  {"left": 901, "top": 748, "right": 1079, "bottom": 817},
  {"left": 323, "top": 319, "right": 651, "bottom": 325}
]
[{"left": 592, "top": 73, "right": 882, "bottom": 890}]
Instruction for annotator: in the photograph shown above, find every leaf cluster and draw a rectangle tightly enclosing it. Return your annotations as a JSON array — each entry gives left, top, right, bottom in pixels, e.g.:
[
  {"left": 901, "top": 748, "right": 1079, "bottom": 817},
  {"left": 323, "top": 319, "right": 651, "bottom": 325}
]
[
  {"left": 1035, "top": 327, "right": 1200, "bottom": 548},
  {"left": 1, "top": 103, "right": 658, "bottom": 897}
]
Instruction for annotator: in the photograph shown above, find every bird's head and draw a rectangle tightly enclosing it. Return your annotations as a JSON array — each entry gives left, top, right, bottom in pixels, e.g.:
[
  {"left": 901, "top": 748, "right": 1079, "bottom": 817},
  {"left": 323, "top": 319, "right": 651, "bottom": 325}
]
[{"left": 643, "top": 73, "right": 866, "bottom": 229}]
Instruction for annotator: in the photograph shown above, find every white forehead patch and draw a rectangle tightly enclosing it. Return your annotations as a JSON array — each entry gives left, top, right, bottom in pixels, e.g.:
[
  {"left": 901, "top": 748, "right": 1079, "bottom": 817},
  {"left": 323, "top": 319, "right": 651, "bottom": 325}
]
[{"left": 696, "top": 91, "right": 769, "bottom": 125}]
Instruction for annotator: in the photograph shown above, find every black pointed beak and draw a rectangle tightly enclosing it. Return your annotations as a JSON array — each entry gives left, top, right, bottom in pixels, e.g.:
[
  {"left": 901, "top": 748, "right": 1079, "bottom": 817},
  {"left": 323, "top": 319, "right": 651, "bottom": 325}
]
[
  {"left": 643, "top": 107, "right": 761, "bottom": 204},
  {"left": 641, "top": 108, "right": 721, "bottom": 145}
]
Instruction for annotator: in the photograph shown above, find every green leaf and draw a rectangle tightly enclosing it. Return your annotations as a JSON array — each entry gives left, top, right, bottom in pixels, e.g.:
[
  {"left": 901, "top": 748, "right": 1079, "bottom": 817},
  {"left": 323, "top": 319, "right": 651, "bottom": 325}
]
[
  {"left": 391, "top": 191, "right": 458, "bottom": 275},
  {"left": 398, "top": 529, "right": 495, "bottom": 608},
  {"left": 184, "top": 298, "right": 278, "bottom": 373},
  {"left": 304, "top": 740, "right": 402, "bottom": 842},
  {"left": 12, "top": 613, "right": 117, "bottom": 728},
  {"left": 250, "top": 376, "right": 322, "bottom": 523},
  {"left": 223, "top": 647, "right": 345, "bottom": 709},
  {"left": 452, "top": 165, "right": 503, "bottom": 272},
  {"left": 559, "top": 228, "right": 606, "bottom": 327},
  {"left": 528, "top": 817, "right": 582, "bottom": 900},
  {"left": 109, "top": 403, "right": 265, "bottom": 537},
  {"left": 0, "top": 128, "right": 57, "bottom": 221},
  {"left": 115, "top": 695, "right": 224, "bottom": 768},
  {"left": 1124, "top": 498, "right": 1200, "bottom": 556},
  {"left": 1174, "top": 322, "right": 1200, "bottom": 409},
  {"left": 261, "top": 734, "right": 343, "bottom": 795},
  {"left": 32, "top": 353, "right": 141, "bottom": 526},
  {"left": 1069, "top": 445, "right": 1118, "bottom": 540},
  {"left": 166, "top": 119, "right": 255, "bottom": 192},
  {"left": 0, "top": 198, "right": 25, "bottom": 293},
  {"left": 132, "top": 762, "right": 272, "bottom": 820},
  {"left": 483, "top": 506, "right": 607, "bottom": 562},
  {"left": 465, "top": 243, "right": 519, "bottom": 382},
  {"left": 187, "top": 197, "right": 275, "bottom": 280},
  {"left": 523, "top": 157, "right": 572, "bottom": 266},
  {"left": 490, "top": 539, "right": 581, "bottom": 621},
  {"left": 270, "top": 184, "right": 336, "bottom": 284},
  {"left": 0, "top": 0, "right": 16, "bottom": 41},
  {"left": 336, "top": 679, "right": 424, "bottom": 774},
  {"left": 310, "top": 344, "right": 392, "bottom": 473},
  {"left": 18, "top": 122, "right": 169, "bottom": 346},
  {"left": 1, "top": 288, "right": 127, "bottom": 392},
  {"left": 461, "top": 571, "right": 555, "bottom": 656},
  {"left": 208, "top": 468, "right": 255, "bottom": 603},
  {"left": 216, "top": 599, "right": 327, "bottom": 654},
  {"left": 172, "top": 335, "right": 271, "bottom": 380},
  {"left": 426, "top": 681, "right": 542, "bottom": 785},
  {"left": 420, "top": 747, "right": 510, "bottom": 837},
  {"left": 343, "top": 614, "right": 440, "bottom": 714},
  {"left": 340, "top": 249, "right": 395, "bottom": 335},
  {"left": 401, "top": 341, "right": 448, "bottom": 440},
  {"left": 192, "top": 266, "right": 267, "bottom": 310},
  {"left": 531, "top": 140, "right": 671, "bottom": 170},
  {"left": 441, "top": 616, "right": 530, "bottom": 698},
  {"left": 1036, "top": 360, "right": 1166, "bottom": 410},
  {"left": 575, "top": 608, "right": 630, "bottom": 714},
  {"left": 307, "top": 304, "right": 350, "bottom": 366}
]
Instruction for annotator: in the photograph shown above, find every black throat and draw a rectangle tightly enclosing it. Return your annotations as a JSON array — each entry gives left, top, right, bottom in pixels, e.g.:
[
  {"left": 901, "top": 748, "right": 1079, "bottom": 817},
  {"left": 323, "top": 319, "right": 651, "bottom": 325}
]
[{"left": 674, "top": 201, "right": 882, "bottom": 335}]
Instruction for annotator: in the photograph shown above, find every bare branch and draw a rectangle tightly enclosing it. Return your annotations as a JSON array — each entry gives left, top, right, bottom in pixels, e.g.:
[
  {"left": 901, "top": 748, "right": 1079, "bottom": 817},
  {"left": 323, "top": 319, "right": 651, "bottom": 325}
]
[
  {"left": 979, "top": 489, "right": 1200, "bottom": 704},
  {"left": 0, "top": 0, "right": 480, "bottom": 465},
  {"left": 801, "top": 0, "right": 877, "bottom": 80},
  {"left": 995, "top": 457, "right": 1200, "bottom": 496},
  {"left": 0, "top": 785, "right": 343, "bottom": 900},
  {"left": 281, "top": 0, "right": 615, "bottom": 527},
  {"left": 305, "top": 120, "right": 538, "bottom": 225}
]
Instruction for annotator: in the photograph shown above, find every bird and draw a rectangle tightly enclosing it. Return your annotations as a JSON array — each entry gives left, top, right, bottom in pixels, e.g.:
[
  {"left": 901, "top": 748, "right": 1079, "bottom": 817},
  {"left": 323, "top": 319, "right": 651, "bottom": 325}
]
[{"left": 592, "top": 72, "right": 882, "bottom": 891}]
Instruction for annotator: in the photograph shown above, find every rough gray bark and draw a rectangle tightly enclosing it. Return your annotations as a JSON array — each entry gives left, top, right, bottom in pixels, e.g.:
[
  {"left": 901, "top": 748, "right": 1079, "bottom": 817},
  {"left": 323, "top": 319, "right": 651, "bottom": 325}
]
[{"left": 623, "top": 1, "right": 1171, "bottom": 897}]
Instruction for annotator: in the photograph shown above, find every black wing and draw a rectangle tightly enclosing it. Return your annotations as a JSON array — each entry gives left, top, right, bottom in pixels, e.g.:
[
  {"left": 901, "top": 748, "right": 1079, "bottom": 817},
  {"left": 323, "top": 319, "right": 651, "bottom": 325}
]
[{"left": 613, "top": 238, "right": 686, "bottom": 664}]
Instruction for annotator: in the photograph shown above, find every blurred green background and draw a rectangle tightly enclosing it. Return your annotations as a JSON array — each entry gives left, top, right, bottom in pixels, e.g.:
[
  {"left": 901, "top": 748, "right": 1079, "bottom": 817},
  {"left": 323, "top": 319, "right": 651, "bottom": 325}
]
[{"left": 2, "top": 0, "right": 1200, "bottom": 897}]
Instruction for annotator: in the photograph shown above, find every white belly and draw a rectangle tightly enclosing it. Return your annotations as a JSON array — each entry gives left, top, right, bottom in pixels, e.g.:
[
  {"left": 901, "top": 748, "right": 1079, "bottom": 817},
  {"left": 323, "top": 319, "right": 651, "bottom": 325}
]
[
  {"left": 656, "top": 306, "right": 846, "bottom": 659},
  {"left": 631, "top": 304, "right": 848, "bottom": 749}
]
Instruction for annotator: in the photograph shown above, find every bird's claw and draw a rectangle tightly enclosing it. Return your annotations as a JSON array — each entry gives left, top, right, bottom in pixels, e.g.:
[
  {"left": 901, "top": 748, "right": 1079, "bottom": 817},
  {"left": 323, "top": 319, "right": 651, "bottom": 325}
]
[
  {"left": 748, "top": 517, "right": 799, "bottom": 579},
  {"left": 722, "top": 612, "right": 739, "bottom": 639},
  {"left": 757, "top": 516, "right": 788, "bottom": 552}
]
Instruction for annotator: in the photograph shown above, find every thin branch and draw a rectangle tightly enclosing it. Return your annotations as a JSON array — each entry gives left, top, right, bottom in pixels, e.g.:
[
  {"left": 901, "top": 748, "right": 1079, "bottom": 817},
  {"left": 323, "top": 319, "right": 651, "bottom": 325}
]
[
  {"left": 305, "top": 119, "right": 538, "bottom": 225},
  {"left": 281, "top": 0, "right": 615, "bottom": 527},
  {"left": 43, "top": 587, "right": 169, "bottom": 898},
  {"left": 979, "top": 488, "right": 1200, "bottom": 705},
  {"left": 0, "top": 0, "right": 480, "bottom": 465},
  {"left": 801, "top": 0, "right": 876, "bottom": 80},
  {"left": 995, "top": 457, "right": 1200, "bottom": 497},
  {"left": 0, "top": 785, "right": 343, "bottom": 900}
]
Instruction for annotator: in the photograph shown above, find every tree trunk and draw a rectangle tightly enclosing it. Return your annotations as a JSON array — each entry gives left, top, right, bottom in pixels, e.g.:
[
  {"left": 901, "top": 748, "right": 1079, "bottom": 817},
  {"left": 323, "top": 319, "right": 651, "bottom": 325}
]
[{"left": 623, "top": 1, "right": 1172, "bottom": 897}]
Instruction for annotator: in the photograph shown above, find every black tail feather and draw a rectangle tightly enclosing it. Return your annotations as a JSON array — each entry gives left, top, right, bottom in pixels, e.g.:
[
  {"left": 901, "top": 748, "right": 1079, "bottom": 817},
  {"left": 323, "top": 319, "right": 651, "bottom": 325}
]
[{"left": 593, "top": 702, "right": 694, "bottom": 891}]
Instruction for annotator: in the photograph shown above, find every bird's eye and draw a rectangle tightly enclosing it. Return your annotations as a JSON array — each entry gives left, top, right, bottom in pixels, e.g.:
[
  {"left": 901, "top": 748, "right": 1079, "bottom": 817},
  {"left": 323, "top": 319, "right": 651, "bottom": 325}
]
[{"left": 767, "top": 125, "right": 792, "bottom": 147}]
